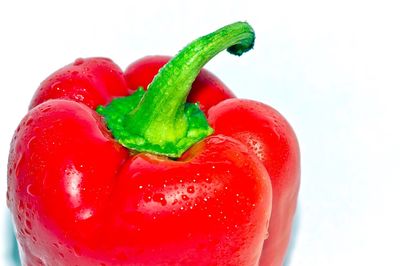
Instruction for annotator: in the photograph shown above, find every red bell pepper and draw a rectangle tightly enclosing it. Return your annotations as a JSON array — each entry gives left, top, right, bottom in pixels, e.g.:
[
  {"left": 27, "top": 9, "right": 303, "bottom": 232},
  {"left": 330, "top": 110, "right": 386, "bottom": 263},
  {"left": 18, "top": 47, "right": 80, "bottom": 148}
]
[
  {"left": 124, "top": 57, "right": 300, "bottom": 266},
  {"left": 7, "top": 21, "right": 299, "bottom": 265}
]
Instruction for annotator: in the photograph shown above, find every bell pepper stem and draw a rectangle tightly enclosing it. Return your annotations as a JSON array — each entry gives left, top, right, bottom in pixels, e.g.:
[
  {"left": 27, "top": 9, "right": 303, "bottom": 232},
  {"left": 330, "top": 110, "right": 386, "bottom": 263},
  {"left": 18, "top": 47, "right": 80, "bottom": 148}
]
[{"left": 97, "top": 22, "right": 255, "bottom": 158}]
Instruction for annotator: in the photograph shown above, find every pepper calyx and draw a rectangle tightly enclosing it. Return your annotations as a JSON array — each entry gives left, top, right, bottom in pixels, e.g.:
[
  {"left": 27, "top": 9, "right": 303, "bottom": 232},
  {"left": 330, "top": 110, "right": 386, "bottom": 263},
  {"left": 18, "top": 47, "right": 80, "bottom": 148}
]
[
  {"left": 97, "top": 88, "right": 212, "bottom": 157},
  {"left": 97, "top": 21, "right": 255, "bottom": 158}
]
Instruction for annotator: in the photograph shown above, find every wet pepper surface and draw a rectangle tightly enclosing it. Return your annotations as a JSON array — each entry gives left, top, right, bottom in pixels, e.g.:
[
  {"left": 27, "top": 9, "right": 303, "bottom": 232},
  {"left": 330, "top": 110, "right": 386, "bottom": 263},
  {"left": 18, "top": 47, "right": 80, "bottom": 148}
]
[{"left": 8, "top": 22, "right": 299, "bottom": 265}]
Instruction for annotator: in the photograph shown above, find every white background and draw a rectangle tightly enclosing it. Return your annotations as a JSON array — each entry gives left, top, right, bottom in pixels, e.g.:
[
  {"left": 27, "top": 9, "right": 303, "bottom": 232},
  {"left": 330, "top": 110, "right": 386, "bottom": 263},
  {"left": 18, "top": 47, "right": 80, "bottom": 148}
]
[{"left": 1, "top": 0, "right": 400, "bottom": 265}]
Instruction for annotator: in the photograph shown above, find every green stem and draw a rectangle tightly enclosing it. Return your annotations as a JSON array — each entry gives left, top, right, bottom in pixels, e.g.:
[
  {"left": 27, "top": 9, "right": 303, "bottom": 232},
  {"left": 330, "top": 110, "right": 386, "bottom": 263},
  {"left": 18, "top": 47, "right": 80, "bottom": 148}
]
[{"left": 97, "top": 22, "right": 255, "bottom": 157}]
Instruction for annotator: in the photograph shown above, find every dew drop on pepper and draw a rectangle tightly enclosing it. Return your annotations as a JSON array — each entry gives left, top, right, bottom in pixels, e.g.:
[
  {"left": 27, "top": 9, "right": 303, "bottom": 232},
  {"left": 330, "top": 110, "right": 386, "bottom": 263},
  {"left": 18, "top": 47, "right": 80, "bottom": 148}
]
[
  {"left": 25, "top": 220, "right": 32, "bottom": 230},
  {"left": 181, "top": 194, "right": 189, "bottom": 201},
  {"left": 27, "top": 184, "right": 39, "bottom": 197},
  {"left": 18, "top": 200, "right": 24, "bottom": 212},
  {"left": 143, "top": 193, "right": 152, "bottom": 203},
  {"left": 153, "top": 193, "right": 167, "bottom": 206},
  {"left": 73, "top": 58, "right": 84, "bottom": 66},
  {"left": 25, "top": 118, "right": 34, "bottom": 126},
  {"left": 73, "top": 246, "right": 81, "bottom": 257},
  {"left": 27, "top": 137, "right": 37, "bottom": 150},
  {"left": 187, "top": 186, "right": 195, "bottom": 194}
]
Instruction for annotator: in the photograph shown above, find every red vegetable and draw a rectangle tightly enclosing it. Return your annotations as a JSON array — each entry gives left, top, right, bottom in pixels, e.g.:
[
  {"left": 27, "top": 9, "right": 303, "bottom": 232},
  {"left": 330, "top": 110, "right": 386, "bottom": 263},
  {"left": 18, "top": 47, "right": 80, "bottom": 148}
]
[
  {"left": 208, "top": 100, "right": 300, "bottom": 266},
  {"left": 125, "top": 55, "right": 300, "bottom": 266},
  {"left": 8, "top": 22, "right": 299, "bottom": 265}
]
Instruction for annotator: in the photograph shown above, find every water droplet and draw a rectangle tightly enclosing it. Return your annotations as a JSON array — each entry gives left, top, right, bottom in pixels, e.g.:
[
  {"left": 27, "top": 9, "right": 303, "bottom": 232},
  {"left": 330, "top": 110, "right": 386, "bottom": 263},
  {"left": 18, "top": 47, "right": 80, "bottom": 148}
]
[
  {"left": 25, "top": 118, "right": 34, "bottom": 126},
  {"left": 41, "top": 106, "right": 51, "bottom": 113},
  {"left": 207, "top": 136, "right": 226, "bottom": 145},
  {"left": 24, "top": 228, "right": 31, "bottom": 236},
  {"left": 153, "top": 193, "right": 167, "bottom": 206},
  {"left": 18, "top": 201, "right": 24, "bottom": 211},
  {"left": 27, "top": 184, "right": 39, "bottom": 196},
  {"left": 187, "top": 186, "right": 195, "bottom": 194},
  {"left": 32, "top": 255, "right": 44, "bottom": 265},
  {"left": 6, "top": 190, "right": 11, "bottom": 202},
  {"left": 25, "top": 220, "right": 32, "bottom": 230},
  {"left": 181, "top": 194, "right": 189, "bottom": 201},
  {"left": 15, "top": 153, "right": 26, "bottom": 176},
  {"left": 73, "top": 58, "right": 84, "bottom": 66},
  {"left": 143, "top": 192, "right": 152, "bottom": 202},
  {"left": 73, "top": 246, "right": 81, "bottom": 256},
  {"left": 27, "top": 136, "right": 37, "bottom": 149}
]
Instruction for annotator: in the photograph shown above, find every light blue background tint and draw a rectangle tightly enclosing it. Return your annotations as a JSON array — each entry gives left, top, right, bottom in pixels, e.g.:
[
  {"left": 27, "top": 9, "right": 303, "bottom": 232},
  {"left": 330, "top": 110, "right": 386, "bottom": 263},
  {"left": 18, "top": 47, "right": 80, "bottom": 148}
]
[{"left": 1, "top": 0, "right": 399, "bottom": 265}]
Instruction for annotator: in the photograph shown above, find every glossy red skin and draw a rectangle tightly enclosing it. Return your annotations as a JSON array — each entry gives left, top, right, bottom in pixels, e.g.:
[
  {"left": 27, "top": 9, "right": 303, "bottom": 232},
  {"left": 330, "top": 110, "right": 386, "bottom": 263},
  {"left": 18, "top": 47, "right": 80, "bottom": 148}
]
[
  {"left": 124, "top": 56, "right": 235, "bottom": 113},
  {"left": 8, "top": 59, "right": 272, "bottom": 265},
  {"left": 208, "top": 99, "right": 300, "bottom": 266},
  {"left": 126, "top": 57, "right": 301, "bottom": 265},
  {"left": 30, "top": 58, "right": 131, "bottom": 110}
]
